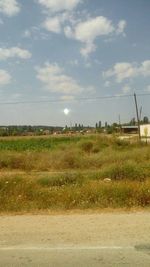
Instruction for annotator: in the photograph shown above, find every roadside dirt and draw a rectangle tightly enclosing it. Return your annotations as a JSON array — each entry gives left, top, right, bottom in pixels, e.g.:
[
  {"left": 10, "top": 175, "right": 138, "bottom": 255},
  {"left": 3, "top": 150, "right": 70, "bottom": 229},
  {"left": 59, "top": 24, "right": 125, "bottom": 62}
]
[
  {"left": 0, "top": 212, "right": 150, "bottom": 266},
  {"left": 0, "top": 212, "right": 150, "bottom": 247}
]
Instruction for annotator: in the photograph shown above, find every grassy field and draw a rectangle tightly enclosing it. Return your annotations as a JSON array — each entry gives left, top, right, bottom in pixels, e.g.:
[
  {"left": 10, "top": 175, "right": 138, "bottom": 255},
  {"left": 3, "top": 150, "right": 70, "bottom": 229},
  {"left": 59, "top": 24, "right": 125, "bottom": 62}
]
[{"left": 0, "top": 134, "right": 150, "bottom": 212}]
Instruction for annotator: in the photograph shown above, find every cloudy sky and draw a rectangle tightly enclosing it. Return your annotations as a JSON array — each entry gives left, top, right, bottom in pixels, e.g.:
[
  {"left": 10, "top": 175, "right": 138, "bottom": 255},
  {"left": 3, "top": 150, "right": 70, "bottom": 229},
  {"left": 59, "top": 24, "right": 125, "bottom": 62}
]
[{"left": 0, "top": 0, "right": 150, "bottom": 126}]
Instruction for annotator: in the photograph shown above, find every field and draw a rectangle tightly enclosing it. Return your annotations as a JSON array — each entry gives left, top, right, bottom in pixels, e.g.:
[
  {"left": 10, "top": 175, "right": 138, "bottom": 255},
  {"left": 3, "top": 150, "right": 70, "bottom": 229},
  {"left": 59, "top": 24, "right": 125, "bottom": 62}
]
[{"left": 0, "top": 134, "right": 150, "bottom": 213}]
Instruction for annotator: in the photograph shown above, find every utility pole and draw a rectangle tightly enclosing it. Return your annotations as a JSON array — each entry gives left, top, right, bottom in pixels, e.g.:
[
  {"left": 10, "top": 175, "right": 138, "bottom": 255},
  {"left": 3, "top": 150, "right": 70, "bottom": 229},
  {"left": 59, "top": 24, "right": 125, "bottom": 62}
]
[
  {"left": 139, "top": 106, "right": 142, "bottom": 121},
  {"left": 134, "top": 93, "right": 141, "bottom": 141},
  {"left": 118, "top": 114, "right": 122, "bottom": 134}
]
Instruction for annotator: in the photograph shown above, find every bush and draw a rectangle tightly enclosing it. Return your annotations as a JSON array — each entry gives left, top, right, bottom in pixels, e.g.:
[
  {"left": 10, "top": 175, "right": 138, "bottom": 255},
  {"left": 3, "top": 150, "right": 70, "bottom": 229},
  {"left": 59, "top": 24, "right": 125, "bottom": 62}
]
[
  {"left": 38, "top": 173, "right": 83, "bottom": 187},
  {"left": 99, "top": 161, "right": 146, "bottom": 181},
  {"left": 79, "top": 140, "right": 94, "bottom": 153},
  {"left": 113, "top": 138, "right": 130, "bottom": 148}
]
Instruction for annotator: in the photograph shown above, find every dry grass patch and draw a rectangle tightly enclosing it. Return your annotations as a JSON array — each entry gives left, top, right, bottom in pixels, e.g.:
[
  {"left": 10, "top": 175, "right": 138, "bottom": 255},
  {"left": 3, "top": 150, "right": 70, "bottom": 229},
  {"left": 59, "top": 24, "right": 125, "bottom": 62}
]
[
  {"left": 0, "top": 135, "right": 150, "bottom": 212},
  {"left": 0, "top": 173, "right": 150, "bottom": 212}
]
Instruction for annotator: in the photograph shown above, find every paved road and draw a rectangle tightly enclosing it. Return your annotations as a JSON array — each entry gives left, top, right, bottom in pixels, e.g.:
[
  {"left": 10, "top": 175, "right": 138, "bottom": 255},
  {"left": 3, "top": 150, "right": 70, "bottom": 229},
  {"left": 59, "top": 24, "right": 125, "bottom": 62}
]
[{"left": 0, "top": 212, "right": 150, "bottom": 266}]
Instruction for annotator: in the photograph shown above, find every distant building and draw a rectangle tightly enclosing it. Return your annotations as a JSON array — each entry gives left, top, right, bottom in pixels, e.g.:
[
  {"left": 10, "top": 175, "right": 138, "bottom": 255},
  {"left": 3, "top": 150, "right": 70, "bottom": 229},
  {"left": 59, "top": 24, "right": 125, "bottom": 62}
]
[
  {"left": 121, "top": 126, "right": 138, "bottom": 134},
  {"left": 43, "top": 130, "right": 50, "bottom": 135},
  {"left": 26, "top": 132, "right": 35, "bottom": 136}
]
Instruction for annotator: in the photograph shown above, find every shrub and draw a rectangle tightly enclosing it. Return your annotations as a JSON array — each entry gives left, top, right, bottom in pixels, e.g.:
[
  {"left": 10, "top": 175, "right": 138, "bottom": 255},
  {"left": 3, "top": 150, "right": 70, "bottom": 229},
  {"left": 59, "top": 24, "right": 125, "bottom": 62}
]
[
  {"left": 113, "top": 138, "right": 130, "bottom": 148},
  {"left": 99, "top": 161, "right": 146, "bottom": 181},
  {"left": 79, "top": 140, "right": 94, "bottom": 153},
  {"left": 38, "top": 173, "right": 83, "bottom": 187}
]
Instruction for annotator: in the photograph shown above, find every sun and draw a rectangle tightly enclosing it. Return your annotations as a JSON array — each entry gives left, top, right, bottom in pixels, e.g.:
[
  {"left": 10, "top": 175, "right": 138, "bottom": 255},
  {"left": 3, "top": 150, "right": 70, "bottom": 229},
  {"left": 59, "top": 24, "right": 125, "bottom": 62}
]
[{"left": 63, "top": 108, "right": 70, "bottom": 115}]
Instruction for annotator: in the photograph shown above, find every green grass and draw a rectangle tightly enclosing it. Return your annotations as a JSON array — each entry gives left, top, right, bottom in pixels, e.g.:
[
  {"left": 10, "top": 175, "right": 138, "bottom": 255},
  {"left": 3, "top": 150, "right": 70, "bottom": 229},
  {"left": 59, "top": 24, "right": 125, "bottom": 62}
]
[
  {"left": 0, "top": 136, "right": 83, "bottom": 151},
  {"left": 0, "top": 134, "right": 150, "bottom": 212},
  {"left": 0, "top": 134, "right": 136, "bottom": 152}
]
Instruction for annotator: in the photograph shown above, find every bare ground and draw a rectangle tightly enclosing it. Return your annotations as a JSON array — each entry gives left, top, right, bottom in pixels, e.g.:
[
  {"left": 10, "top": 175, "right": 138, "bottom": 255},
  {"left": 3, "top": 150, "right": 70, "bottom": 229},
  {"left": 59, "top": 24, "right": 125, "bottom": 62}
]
[{"left": 0, "top": 212, "right": 150, "bottom": 266}]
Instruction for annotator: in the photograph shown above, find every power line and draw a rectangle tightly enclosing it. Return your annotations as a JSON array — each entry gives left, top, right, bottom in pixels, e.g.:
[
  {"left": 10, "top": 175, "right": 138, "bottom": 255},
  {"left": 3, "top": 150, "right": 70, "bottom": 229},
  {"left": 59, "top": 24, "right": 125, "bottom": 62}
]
[
  {"left": 0, "top": 93, "right": 150, "bottom": 105},
  {"left": 0, "top": 94, "right": 134, "bottom": 105},
  {"left": 136, "top": 93, "right": 150, "bottom": 97}
]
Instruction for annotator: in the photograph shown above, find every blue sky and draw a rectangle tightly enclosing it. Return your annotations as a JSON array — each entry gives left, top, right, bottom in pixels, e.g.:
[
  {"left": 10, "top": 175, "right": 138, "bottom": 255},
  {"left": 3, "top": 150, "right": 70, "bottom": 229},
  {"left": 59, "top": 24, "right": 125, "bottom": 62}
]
[{"left": 0, "top": 0, "right": 150, "bottom": 126}]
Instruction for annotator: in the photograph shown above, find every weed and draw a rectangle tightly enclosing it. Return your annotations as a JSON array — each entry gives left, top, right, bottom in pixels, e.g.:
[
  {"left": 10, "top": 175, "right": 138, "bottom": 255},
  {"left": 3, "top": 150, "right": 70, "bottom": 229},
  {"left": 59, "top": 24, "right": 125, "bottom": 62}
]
[
  {"left": 79, "top": 140, "right": 94, "bottom": 153},
  {"left": 99, "top": 161, "right": 146, "bottom": 181},
  {"left": 37, "top": 173, "right": 83, "bottom": 187},
  {"left": 0, "top": 135, "right": 149, "bottom": 212}
]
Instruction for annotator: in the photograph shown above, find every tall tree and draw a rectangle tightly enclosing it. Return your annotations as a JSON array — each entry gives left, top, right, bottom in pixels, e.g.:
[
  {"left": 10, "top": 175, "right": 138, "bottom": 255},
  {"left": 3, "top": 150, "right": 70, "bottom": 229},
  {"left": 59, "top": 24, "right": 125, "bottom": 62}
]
[
  {"left": 143, "top": 116, "right": 149, "bottom": 124},
  {"left": 99, "top": 121, "right": 102, "bottom": 128}
]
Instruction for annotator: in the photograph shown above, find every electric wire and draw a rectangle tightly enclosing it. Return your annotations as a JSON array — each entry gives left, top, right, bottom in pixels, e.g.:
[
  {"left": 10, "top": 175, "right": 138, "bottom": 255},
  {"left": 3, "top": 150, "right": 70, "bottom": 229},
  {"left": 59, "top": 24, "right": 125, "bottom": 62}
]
[{"left": 0, "top": 92, "right": 149, "bottom": 105}]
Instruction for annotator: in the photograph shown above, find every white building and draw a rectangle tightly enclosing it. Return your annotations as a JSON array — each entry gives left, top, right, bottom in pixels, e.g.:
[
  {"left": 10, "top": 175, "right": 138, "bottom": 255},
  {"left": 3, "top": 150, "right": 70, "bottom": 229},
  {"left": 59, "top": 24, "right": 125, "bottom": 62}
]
[{"left": 140, "top": 124, "right": 150, "bottom": 137}]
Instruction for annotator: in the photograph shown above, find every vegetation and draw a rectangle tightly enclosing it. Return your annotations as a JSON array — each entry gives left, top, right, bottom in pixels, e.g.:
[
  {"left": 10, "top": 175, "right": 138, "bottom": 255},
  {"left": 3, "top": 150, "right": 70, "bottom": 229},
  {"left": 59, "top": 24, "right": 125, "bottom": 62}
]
[
  {"left": 0, "top": 134, "right": 150, "bottom": 212},
  {"left": 0, "top": 173, "right": 150, "bottom": 212}
]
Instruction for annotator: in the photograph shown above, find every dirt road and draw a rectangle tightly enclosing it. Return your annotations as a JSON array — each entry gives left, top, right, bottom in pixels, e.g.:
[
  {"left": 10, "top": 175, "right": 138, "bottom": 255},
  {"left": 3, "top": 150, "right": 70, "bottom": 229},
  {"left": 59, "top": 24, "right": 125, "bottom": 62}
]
[{"left": 0, "top": 212, "right": 150, "bottom": 266}]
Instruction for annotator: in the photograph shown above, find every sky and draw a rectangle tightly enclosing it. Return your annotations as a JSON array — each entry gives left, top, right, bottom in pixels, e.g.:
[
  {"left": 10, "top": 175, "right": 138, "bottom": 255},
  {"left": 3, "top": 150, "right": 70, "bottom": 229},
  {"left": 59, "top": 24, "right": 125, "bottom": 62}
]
[{"left": 0, "top": 0, "right": 150, "bottom": 126}]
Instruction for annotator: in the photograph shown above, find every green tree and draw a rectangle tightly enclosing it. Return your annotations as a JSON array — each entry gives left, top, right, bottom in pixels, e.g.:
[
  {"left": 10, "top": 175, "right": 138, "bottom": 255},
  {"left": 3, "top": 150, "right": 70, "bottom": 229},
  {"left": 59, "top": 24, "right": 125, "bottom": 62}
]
[
  {"left": 143, "top": 116, "right": 149, "bottom": 124},
  {"left": 130, "top": 117, "right": 136, "bottom": 126}
]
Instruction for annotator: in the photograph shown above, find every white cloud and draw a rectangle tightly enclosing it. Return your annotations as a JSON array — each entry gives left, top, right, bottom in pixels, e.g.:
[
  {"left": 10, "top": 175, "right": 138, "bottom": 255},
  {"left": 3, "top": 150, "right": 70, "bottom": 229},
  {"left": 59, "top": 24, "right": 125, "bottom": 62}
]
[
  {"left": 80, "top": 43, "right": 96, "bottom": 58},
  {"left": 38, "top": 0, "right": 81, "bottom": 12},
  {"left": 140, "top": 60, "right": 150, "bottom": 76},
  {"left": 39, "top": 1, "right": 126, "bottom": 57},
  {"left": 0, "top": 0, "right": 20, "bottom": 16},
  {"left": 23, "top": 30, "right": 31, "bottom": 38},
  {"left": 103, "top": 62, "right": 138, "bottom": 83},
  {"left": 147, "top": 85, "right": 150, "bottom": 92},
  {"left": 43, "top": 17, "right": 61, "bottom": 33},
  {"left": 43, "top": 12, "right": 75, "bottom": 34},
  {"left": 39, "top": 2, "right": 126, "bottom": 57},
  {"left": 104, "top": 81, "right": 110, "bottom": 87},
  {"left": 122, "top": 85, "right": 131, "bottom": 94},
  {"left": 116, "top": 20, "right": 127, "bottom": 35},
  {"left": 0, "top": 47, "right": 32, "bottom": 60},
  {"left": 64, "top": 16, "right": 126, "bottom": 57},
  {"left": 74, "top": 16, "right": 115, "bottom": 43},
  {"left": 36, "top": 63, "right": 84, "bottom": 95},
  {"left": 64, "top": 26, "right": 74, "bottom": 38},
  {"left": 0, "top": 69, "right": 11, "bottom": 85},
  {"left": 61, "top": 95, "right": 75, "bottom": 101},
  {"left": 103, "top": 60, "right": 150, "bottom": 83},
  {"left": 69, "top": 59, "right": 79, "bottom": 66},
  {"left": 22, "top": 26, "right": 49, "bottom": 40}
]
